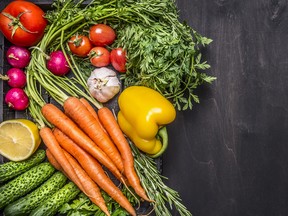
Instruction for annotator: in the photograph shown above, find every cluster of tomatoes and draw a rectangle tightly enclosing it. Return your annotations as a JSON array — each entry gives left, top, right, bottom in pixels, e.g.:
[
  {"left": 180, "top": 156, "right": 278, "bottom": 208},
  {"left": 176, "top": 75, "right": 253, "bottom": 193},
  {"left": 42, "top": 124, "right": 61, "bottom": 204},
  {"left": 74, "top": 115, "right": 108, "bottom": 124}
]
[
  {"left": 0, "top": 1, "right": 126, "bottom": 74},
  {"left": 68, "top": 24, "right": 127, "bottom": 73}
]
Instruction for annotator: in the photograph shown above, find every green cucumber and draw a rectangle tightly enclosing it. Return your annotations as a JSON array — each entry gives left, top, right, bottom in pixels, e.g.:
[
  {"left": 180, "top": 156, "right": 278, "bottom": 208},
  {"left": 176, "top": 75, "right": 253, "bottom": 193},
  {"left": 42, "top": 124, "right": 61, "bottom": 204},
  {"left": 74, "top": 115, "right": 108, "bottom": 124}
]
[
  {"left": 0, "top": 149, "right": 46, "bottom": 184},
  {"left": 0, "top": 162, "right": 55, "bottom": 209},
  {"left": 29, "top": 181, "right": 80, "bottom": 216},
  {"left": 4, "top": 171, "right": 67, "bottom": 216}
]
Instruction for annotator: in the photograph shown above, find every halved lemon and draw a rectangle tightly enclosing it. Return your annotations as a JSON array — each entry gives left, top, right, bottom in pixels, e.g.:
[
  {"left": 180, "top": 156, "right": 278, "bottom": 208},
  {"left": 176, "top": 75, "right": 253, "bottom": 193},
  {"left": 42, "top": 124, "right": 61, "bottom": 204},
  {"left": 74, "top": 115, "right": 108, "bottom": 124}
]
[{"left": 0, "top": 119, "right": 41, "bottom": 161}]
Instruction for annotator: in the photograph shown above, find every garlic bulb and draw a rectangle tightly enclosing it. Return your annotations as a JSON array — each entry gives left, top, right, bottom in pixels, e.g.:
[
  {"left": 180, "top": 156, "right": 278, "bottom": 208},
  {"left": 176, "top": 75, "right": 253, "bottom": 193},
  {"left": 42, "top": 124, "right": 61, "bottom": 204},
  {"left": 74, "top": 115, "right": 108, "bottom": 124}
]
[{"left": 87, "top": 67, "right": 121, "bottom": 103}]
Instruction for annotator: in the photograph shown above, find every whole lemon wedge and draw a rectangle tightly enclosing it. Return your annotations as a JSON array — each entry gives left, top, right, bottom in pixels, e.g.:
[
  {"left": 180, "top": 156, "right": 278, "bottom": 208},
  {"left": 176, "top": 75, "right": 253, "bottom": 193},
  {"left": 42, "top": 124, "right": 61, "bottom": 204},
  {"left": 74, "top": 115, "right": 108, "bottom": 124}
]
[{"left": 0, "top": 119, "right": 41, "bottom": 161}]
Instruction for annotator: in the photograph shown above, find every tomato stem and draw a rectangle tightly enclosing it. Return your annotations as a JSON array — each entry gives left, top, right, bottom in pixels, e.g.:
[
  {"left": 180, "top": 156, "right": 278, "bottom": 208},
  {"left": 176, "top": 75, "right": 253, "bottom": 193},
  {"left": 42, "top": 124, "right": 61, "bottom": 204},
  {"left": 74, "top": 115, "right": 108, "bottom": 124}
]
[{"left": 1, "top": 11, "right": 38, "bottom": 39}]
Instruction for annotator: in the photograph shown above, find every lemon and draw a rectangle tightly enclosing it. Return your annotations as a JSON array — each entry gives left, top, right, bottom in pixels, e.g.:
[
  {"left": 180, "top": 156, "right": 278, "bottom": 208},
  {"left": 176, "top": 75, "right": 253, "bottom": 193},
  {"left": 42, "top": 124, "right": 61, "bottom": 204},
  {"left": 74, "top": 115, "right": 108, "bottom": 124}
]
[{"left": 0, "top": 119, "right": 41, "bottom": 161}]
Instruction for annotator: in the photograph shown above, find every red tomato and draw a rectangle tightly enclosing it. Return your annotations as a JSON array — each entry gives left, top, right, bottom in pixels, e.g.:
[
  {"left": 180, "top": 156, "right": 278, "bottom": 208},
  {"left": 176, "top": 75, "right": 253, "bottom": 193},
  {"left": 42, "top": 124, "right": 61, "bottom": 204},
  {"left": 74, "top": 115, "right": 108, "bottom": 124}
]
[
  {"left": 89, "top": 47, "right": 110, "bottom": 67},
  {"left": 110, "top": 48, "right": 127, "bottom": 73},
  {"left": 89, "top": 24, "right": 116, "bottom": 46},
  {"left": 68, "top": 35, "right": 93, "bottom": 57},
  {"left": 0, "top": 1, "right": 47, "bottom": 47}
]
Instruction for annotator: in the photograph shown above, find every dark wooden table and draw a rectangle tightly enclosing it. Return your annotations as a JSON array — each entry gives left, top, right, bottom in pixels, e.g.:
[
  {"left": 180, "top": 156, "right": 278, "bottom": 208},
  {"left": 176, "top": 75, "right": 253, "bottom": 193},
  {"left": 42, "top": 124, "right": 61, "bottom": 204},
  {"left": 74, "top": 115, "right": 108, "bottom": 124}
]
[
  {"left": 164, "top": 0, "right": 288, "bottom": 216},
  {"left": 1, "top": 1, "right": 288, "bottom": 216}
]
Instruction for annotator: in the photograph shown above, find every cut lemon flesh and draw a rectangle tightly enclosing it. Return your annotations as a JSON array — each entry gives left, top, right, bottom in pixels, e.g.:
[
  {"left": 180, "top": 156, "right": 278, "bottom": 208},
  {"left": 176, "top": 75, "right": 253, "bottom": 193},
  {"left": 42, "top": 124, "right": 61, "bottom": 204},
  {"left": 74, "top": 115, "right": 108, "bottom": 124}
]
[{"left": 0, "top": 119, "right": 41, "bottom": 161}]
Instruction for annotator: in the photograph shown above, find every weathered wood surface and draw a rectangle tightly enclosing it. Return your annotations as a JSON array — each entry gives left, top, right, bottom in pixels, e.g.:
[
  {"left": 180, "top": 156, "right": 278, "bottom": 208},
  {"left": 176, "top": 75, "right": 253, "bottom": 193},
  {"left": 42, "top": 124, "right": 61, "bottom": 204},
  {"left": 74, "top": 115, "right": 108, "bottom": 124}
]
[
  {"left": 164, "top": 0, "right": 288, "bottom": 215},
  {"left": 1, "top": 0, "right": 288, "bottom": 216}
]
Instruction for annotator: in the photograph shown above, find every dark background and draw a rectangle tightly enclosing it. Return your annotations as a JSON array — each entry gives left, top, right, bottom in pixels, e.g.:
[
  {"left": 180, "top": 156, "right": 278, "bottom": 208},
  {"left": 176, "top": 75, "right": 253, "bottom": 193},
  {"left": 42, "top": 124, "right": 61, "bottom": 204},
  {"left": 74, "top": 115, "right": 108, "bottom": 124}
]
[
  {"left": 1, "top": 0, "right": 288, "bottom": 216},
  {"left": 164, "top": 0, "right": 288, "bottom": 216}
]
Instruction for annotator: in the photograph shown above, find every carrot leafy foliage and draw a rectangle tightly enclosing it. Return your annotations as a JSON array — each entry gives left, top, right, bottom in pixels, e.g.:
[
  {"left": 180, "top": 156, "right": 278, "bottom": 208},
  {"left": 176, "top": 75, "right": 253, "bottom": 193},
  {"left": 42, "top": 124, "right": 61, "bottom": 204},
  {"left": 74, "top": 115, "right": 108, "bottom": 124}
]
[
  {"left": 113, "top": 0, "right": 215, "bottom": 110},
  {"left": 44, "top": 0, "right": 215, "bottom": 110}
]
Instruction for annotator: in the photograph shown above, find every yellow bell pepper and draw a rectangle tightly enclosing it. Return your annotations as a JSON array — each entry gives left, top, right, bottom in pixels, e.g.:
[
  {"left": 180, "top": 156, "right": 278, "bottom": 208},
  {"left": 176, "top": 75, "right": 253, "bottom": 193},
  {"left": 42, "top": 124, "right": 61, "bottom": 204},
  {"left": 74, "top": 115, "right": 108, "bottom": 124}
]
[{"left": 117, "top": 86, "right": 176, "bottom": 157}]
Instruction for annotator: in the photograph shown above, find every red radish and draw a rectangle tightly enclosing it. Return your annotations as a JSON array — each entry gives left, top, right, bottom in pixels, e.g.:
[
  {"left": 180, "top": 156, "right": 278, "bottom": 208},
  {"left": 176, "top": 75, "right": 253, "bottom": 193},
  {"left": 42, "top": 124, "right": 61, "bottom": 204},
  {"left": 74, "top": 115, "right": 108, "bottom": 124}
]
[
  {"left": 46, "top": 51, "right": 70, "bottom": 76},
  {"left": 0, "top": 68, "right": 27, "bottom": 88},
  {"left": 6, "top": 46, "right": 31, "bottom": 68},
  {"left": 5, "top": 88, "right": 29, "bottom": 111}
]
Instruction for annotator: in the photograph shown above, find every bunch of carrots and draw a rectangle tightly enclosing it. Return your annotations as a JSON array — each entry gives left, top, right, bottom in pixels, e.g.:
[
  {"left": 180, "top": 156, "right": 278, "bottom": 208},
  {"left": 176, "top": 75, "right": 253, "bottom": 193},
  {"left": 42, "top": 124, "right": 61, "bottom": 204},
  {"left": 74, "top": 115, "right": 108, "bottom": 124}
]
[
  {"left": 37, "top": 97, "right": 152, "bottom": 216},
  {"left": 21, "top": 7, "right": 153, "bottom": 213},
  {"left": 25, "top": 53, "right": 151, "bottom": 213}
]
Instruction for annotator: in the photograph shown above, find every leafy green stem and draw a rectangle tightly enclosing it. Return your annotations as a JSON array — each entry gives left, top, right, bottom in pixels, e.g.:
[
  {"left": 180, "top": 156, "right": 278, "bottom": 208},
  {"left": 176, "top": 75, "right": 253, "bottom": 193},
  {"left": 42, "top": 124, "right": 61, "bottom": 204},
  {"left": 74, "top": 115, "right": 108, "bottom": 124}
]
[{"left": 131, "top": 142, "right": 192, "bottom": 216}]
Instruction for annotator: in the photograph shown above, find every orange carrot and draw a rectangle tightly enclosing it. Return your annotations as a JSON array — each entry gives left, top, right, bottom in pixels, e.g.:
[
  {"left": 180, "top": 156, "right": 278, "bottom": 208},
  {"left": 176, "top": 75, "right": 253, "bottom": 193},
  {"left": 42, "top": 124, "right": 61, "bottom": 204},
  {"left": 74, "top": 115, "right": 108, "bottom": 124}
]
[
  {"left": 53, "top": 128, "right": 136, "bottom": 216},
  {"left": 39, "top": 127, "right": 83, "bottom": 191},
  {"left": 79, "top": 98, "right": 107, "bottom": 133},
  {"left": 47, "top": 141, "right": 110, "bottom": 216},
  {"left": 41, "top": 103, "right": 123, "bottom": 181},
  {"left": 63, "top": 150, "right": 110, "bottom": 216},
  {"left": 63, "top": 97, "right": 124, "bottom": 173},
  {"left": 98, "top": 107, "right": 151, "bottom": 202},
  {"left": 46, "top": 148, "right": 63, "bottom": 172}
]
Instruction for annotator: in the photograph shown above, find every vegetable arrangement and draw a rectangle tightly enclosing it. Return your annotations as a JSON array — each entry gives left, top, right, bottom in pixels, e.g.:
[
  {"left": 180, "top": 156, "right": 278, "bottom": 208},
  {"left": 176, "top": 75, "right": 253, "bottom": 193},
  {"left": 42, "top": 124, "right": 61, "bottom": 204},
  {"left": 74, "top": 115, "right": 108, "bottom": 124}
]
[{"left": 0, "top": 0, "right": 215, "bottom": 215}]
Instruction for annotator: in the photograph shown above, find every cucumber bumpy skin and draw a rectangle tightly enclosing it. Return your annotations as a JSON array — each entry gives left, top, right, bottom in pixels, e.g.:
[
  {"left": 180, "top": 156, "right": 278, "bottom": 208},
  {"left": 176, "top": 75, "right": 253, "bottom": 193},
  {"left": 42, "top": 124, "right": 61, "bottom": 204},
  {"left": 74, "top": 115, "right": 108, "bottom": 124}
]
[
  {"left": 0, "top": 149, "right": 46, "bottom": 184},
  {"left": 29, "top": 181, "right": 80, "bottom": 216},
  {"left": 4, "top": 172, "right": 67, "bottom": 216},
  {"left": 0, "top": 162, "right": 55, "bottom": 209}
]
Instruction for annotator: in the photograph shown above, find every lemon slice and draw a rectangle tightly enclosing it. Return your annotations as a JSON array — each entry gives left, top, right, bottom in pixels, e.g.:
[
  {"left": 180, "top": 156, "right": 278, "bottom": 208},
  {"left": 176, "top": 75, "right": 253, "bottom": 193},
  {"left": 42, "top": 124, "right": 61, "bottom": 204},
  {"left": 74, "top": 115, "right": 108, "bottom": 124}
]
[{"left": 0, "top": 119, "right": 41, "bottom": 161}]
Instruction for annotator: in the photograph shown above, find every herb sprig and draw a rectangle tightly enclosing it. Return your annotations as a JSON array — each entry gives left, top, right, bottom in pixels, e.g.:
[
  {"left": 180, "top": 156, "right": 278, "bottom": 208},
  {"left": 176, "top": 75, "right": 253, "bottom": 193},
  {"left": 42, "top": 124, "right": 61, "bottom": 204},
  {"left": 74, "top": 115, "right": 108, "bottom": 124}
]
[{"left": 131, "top": 142, "right": 192, "bottom": 216}]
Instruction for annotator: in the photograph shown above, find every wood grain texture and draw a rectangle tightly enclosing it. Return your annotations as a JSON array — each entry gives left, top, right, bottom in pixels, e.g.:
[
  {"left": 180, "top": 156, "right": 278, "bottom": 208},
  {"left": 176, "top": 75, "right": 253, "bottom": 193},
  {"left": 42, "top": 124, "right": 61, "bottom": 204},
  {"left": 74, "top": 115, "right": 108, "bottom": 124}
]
[{"left": 162, "top": 0, "right": 288, "bottom": 215}]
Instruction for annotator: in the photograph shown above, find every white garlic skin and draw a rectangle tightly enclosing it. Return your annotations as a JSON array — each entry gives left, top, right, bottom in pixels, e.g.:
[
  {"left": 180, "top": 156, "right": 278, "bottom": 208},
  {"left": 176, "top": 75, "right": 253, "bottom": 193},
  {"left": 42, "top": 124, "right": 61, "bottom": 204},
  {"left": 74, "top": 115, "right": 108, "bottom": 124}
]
[{"left": 87, "top": 67, "right": 121, "bottom": 103}]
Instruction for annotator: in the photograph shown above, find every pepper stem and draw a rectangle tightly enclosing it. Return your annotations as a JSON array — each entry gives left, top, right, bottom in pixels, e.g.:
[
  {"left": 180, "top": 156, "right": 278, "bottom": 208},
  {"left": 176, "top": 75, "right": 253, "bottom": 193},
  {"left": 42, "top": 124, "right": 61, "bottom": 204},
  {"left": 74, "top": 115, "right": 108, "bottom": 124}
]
[{"left": 149, "top": 127, "right": 168, "bottom": 158}]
